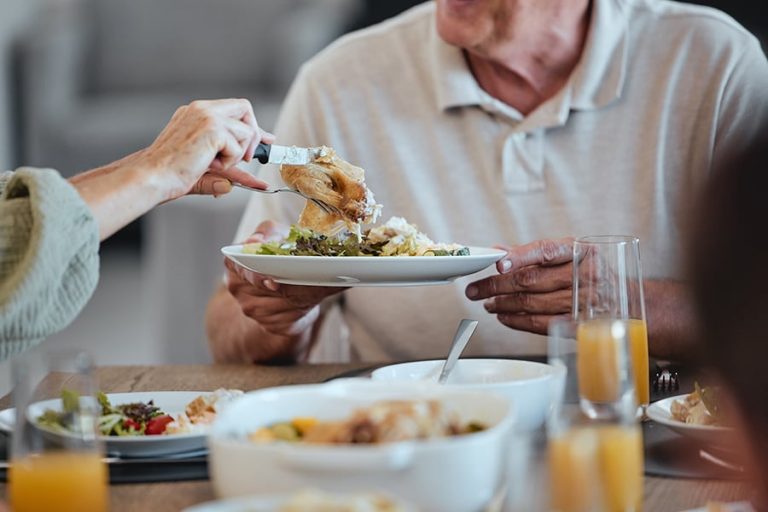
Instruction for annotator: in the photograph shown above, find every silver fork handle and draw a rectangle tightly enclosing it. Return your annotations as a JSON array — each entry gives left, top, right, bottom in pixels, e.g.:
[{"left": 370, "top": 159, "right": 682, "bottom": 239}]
[{"left": 232, "top": 183, "right": 337, "bottom": 215}]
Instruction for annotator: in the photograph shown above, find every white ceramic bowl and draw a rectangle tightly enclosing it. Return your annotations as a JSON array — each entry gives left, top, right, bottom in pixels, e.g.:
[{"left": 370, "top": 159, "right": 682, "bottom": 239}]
[
  {"left": 209, "top": 379, "right": 514, "bottom": 512},
  {"left": 371, "top": 359, "right": 556, "bottom": 432}
]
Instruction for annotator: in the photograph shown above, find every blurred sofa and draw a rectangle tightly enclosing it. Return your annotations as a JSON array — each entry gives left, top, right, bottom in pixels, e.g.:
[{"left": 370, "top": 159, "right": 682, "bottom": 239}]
[{"left": 16, "top": 0, "right": 359, "bottom": 176}]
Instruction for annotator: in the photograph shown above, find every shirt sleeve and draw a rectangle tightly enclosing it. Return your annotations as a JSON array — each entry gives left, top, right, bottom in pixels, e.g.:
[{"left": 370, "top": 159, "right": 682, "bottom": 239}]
[
  {"left": 712, "top": 34, "right": 768, "bottom": 168},
  {"left": 0, "top": 167, "right": 100, "bottom": 360}
]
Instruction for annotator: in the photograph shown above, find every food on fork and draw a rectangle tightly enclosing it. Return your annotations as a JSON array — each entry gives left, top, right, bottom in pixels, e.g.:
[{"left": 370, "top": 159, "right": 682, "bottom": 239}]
[
  {"left": 249, "top": 399, "right": 485, "bottom": 444},
  {"left": 243, "top": 216, "right": 469, "bottom": 257},
  {"left": 281, "top": 146, "right": 381, "bottom": 237},
  {"left": 670, "top": 382, "right": 725, "bottom": 426}
]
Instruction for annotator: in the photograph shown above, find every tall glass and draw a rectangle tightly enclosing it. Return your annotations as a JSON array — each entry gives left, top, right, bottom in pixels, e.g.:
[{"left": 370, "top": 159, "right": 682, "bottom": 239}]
[
  {"left": 9, "top": 349, "right": 109, "bottom": 512},
  {"left": 547, "top": 319, "right": 643, "bottom": 512},
  {"left": 573, "top": 235, "right": 650, "bottom": 413}
]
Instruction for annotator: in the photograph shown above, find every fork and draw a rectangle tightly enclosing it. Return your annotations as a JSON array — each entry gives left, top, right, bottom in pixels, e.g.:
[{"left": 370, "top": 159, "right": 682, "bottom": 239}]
[
  {"left": 651, "top": 362, "right": 680, "bottom": 395},
  {"left": 232, "top": 183, "right": 340, "bottom": 216}
]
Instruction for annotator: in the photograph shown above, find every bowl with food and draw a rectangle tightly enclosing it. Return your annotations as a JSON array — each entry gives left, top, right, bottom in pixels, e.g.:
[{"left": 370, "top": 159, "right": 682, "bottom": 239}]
[
  {"left": 208, "top": 380, "right": 514, "bottom": 512},
  {"left": 370, "top": 359, "right": 556, "bottom": 432},
  {"left": 646, "top": 383, "right": 735, "bottom": 447}
]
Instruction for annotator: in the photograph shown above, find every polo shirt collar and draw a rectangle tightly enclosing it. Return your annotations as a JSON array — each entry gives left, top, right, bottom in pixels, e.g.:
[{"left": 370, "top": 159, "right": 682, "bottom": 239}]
[{"left": 430, "top": 0, "right": 629, "bottom": 116}]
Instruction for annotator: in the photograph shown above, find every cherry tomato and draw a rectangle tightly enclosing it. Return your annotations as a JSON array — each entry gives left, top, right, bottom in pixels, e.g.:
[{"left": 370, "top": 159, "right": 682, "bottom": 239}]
[
  {"left": 145, "top": 415, "right": 174, "bottom": 435},
  {"left": 123, "top": 419, "right": 141, "bottom": 431}
]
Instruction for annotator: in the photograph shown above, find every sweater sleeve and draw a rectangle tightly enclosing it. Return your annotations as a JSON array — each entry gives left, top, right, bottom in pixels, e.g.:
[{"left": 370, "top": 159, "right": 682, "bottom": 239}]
[{"left": 0, "top": 167, "right": 100, "bottom": 360}]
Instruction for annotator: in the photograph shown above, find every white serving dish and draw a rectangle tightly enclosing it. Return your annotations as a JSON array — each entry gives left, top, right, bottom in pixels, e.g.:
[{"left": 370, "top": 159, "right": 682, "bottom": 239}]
[
  {"left": 646, "top": 395, "right": 735, "bottom": 448},
  {"left": 208, "top": 380, "right": 514, "bottom": 512},
  {"left": 220, "top": 245, "right": 506, "bottom": 287},
  {"left": 371, "top": 359, "right": 556, "bottom": 432}
]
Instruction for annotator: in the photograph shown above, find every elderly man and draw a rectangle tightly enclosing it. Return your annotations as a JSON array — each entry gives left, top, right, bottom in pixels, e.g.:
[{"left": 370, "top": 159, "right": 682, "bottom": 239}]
[{"left": 206, "top": 0, "right": 768, "bottom": 364}]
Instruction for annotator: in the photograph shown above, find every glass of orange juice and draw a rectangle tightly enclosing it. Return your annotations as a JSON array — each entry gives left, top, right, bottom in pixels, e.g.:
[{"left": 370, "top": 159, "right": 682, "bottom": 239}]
[
  {"left": 547, "top": 318, "right": 644, "bottom": 512},
  {"left": 9, "top": 349, "right": 109, "bottom": 512},
  {"left": 573, "top": 235, "right": 649, "bottom": 416}
]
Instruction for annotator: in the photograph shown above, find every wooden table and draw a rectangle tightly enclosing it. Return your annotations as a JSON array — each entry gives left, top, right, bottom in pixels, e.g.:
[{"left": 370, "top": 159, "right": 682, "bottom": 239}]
[{"left": 0, "top": 364, "right": 753, "bottom": 512}]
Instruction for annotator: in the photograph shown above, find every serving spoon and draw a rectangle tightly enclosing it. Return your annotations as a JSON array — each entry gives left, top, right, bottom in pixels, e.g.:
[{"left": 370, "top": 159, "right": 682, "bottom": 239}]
[{"left": 436, "top": 319, "right": 479, "bottom": 384}]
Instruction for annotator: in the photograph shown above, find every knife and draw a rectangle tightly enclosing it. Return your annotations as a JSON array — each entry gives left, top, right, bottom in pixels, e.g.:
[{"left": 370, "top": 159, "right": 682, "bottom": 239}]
[{"left": 253, "top": 143, "right": 326, "bottom": 166}]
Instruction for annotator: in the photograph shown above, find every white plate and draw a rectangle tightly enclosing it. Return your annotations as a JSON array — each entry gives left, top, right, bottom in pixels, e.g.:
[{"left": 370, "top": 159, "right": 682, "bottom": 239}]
[
  {"left": 681, "top": 502, "right": 755, "bottom": 512},
  {"left": 183, "top": 493, "right": 417, "bottom": 512},
  {"left": 646, "top": 395, "right": 734, "bottom": 447},
  {"left": 221, "top": 245, "right": 506, "bottom": 287},
  {"left": 0, "top": 391, "right": 210, "bottom": 458}
]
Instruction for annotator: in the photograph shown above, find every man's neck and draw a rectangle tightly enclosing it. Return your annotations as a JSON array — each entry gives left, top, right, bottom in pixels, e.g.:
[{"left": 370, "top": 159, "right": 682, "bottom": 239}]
[{"left": 466, "top": 0, "right": 592, "bottom": 116}]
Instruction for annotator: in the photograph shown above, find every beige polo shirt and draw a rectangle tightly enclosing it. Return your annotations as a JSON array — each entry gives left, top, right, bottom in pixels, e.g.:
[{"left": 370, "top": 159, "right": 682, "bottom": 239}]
[{"left": 234, "top": 0, "right": 768, "bottom": 360}]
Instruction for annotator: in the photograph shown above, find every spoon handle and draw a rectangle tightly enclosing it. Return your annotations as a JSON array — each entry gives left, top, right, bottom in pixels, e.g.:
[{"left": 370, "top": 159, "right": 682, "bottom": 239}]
[{"left": 438, "top": 319, "right": 479, "bottom": 384}]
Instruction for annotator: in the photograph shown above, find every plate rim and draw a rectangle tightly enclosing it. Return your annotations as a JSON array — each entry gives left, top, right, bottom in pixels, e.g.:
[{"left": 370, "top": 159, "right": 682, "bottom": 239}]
[
  {"left": 647, "top": 394, "right": 732, "bottom": 433},
  {"left": 221, "top": 244, "right": 507, "bottom": 260}
]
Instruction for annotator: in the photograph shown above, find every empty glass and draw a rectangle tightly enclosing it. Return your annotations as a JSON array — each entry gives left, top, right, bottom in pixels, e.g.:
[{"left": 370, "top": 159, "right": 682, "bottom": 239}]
[
  {"left": 573, "top": 235, "right": 650, "bottom": 413},
  {"left": 9, "top": 348, "right": 109, "bottom": 512}
]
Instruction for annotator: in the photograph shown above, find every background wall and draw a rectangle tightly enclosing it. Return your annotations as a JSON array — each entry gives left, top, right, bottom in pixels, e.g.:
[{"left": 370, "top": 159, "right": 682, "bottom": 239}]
[{"left": 0, "top": 0, "right": 43, "bottom": 170}]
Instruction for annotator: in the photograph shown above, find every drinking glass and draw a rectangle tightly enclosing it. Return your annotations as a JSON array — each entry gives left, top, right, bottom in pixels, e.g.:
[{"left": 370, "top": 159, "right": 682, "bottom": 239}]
[
  {"left": 9, "top": 348, "right": 109, "bottom": 512},
  {"left": 547, "top": 318, "right": 643, "bottom": 512},
  {"left": 573, "top": 235, "right": 650, "bottom": 413}
]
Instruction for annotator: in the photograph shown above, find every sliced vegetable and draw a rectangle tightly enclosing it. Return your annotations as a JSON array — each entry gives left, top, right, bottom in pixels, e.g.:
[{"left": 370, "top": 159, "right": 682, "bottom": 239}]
[{"left": 145, "top": 415, "right": 174, "bottom": 435}]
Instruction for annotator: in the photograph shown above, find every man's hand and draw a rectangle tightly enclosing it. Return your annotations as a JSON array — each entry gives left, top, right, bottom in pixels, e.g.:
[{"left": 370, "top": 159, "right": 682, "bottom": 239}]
[
  {"left": 465, "top": 238, "right": 574, "bottom": 334},
  {"left": 225, "top": 221, "right": 345, "bottom": 338}
]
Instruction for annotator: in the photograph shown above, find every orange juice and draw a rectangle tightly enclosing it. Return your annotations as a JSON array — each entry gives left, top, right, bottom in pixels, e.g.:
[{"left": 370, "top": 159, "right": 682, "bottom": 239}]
[
  {"left": 598, "top": 425, "right": 644, "bottom": 512},
  {"left": 9, "top": 451, "right": 109, "bottom": 512},
  {"left": 549, "top": 428, "right": 601, "bottom": 512},
  {"left": 627, "top": 320, "right": 649, "bottom": 407},
  {"left": 577, "top": 319, "right": 649, "bottom": 407},
  {"left": 549, "top": 425, "right": 644, "bottom": 512}
]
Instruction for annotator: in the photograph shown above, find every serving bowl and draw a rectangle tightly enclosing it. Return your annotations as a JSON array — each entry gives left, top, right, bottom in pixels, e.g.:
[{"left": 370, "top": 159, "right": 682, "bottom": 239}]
[
  {"left": 371, "top": 359, "right": 556, "bottom": 431},
  {"left": 208, "top": 379, "right": 514, "bottom": 512}
]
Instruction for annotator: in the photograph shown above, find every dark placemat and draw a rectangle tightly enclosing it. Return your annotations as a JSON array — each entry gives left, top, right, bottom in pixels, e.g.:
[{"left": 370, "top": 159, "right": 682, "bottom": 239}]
[
  {"left": 0, "top": 432, "right": 208, "bottom": 484},
  {"left": 643, "top": 420, "right": 743, "bottom": 480}
]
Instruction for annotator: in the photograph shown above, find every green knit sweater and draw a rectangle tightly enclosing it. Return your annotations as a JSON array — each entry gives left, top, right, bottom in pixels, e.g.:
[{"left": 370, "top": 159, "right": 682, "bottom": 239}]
[{"left": 0, "top": 168, "right": 99, "bottom": 361}]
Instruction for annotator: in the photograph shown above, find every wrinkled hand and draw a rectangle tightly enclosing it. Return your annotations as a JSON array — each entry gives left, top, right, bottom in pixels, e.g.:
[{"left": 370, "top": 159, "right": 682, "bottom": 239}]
[
  {"left": 225, "top": 221, "right": 345, "bottom": 337},
  {"left": 466, "top": 238, "right": 574, "bottom": 334},
  {"left": 141, "top": 98, "right": 275, "bottom": 200}
]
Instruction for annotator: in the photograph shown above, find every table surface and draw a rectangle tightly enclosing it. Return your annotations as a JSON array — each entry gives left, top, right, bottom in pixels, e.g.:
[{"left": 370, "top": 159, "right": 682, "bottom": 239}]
[{"left": 0, "top": 364, "right": 753, "bottom": 512}]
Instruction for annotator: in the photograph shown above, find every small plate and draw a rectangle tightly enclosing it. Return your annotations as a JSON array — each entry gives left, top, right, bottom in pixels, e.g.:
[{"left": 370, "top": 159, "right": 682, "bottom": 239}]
[
  {"left": 0, "top": 391, "right": 211, "bottom": 458},
  {"left": 646, "top": 395, "right": 734, "bottom": 448},
  {"left": 221, "top": 245, "right": 506, "bottom": 287}
]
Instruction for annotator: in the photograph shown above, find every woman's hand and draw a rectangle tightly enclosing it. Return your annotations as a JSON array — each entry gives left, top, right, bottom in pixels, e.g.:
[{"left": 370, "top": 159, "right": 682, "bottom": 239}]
[
  {"left": 140, "top": 98, "right": 275, "bottom": 200},
  {"left": 69, "top": 98, "right": 275, "bottom": 240}
]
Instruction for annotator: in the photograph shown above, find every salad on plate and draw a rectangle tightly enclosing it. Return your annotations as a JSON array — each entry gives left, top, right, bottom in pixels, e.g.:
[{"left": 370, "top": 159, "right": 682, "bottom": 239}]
[
  {"left": 37, "top": 388, "right": 243, "bottom": 437},
  {"left": 244, "top": 217, "right": 470, "bottom": 258}
]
